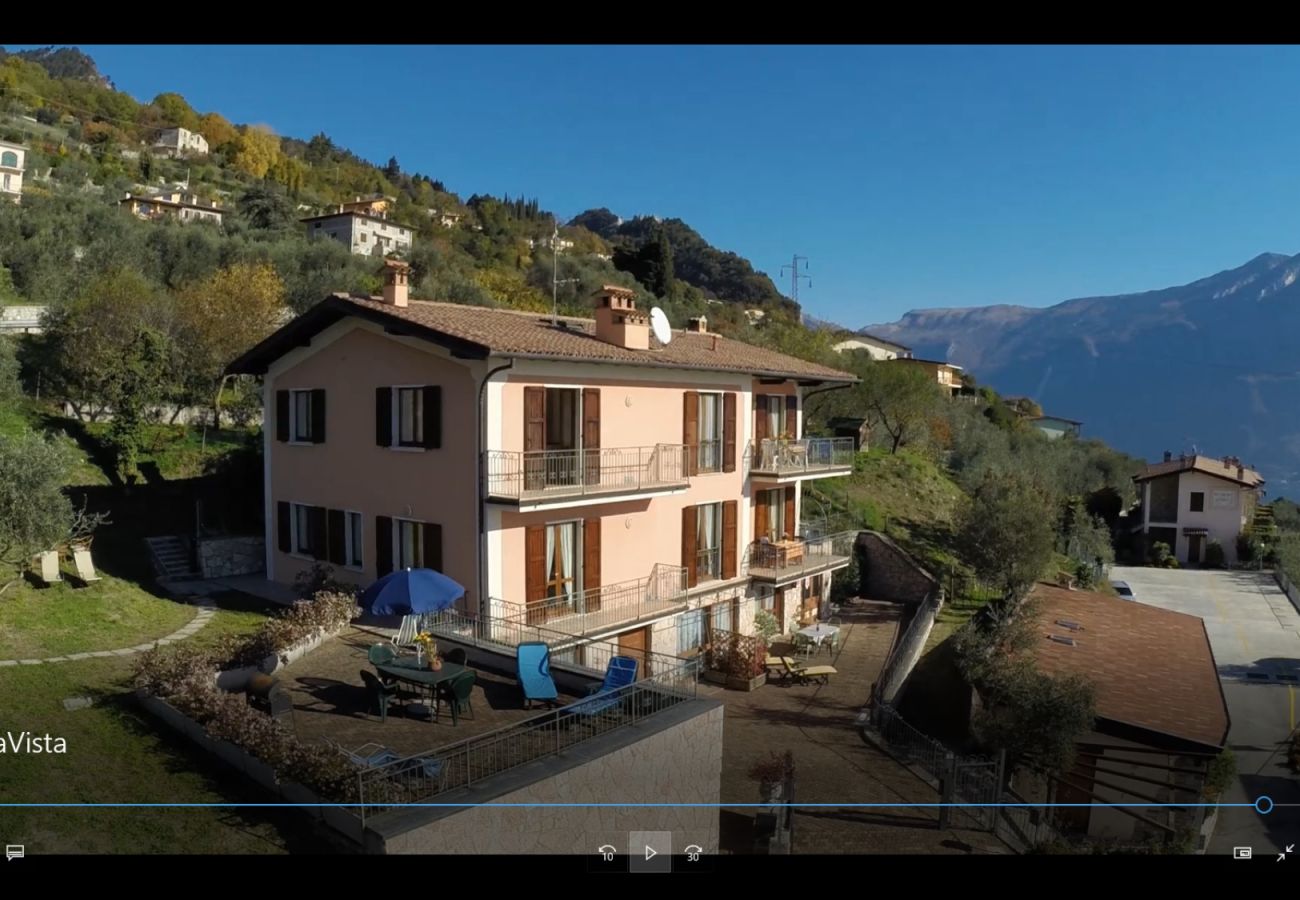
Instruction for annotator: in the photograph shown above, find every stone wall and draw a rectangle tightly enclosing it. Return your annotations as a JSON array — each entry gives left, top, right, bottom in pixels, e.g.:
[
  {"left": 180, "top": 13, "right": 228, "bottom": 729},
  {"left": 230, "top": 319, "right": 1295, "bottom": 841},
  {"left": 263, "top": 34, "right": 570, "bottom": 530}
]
[
  {"left": 370, "top": 700, "right": 724, "bottom": 855},
  {"left": 198, "top": 535, "right": 265, "bottom": 579},
  {"left": 857, "top": 530, "right": 939, "bottom": 604}
]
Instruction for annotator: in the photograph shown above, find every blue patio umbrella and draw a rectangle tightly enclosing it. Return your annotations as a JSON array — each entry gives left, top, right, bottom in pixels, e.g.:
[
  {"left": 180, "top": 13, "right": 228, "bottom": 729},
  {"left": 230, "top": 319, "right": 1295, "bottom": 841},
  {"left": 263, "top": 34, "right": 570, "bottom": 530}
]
[{"left": 360, "top": 567, "right": 465, "bottom": 617}]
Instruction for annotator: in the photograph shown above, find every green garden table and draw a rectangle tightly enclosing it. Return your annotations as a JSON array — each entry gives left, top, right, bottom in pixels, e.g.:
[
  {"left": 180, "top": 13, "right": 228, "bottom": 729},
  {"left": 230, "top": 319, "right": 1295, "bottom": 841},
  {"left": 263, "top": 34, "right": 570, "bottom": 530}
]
[{"left": 375, "top": 658, "right": 468, "bottom": 717}]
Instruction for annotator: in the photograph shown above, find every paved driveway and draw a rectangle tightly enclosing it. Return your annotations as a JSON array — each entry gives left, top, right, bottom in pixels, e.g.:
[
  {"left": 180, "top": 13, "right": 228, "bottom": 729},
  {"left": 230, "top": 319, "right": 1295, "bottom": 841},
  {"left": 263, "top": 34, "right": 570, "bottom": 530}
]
[{"left": 1109, "top": 566, "right": 1300, "bottom": 858}]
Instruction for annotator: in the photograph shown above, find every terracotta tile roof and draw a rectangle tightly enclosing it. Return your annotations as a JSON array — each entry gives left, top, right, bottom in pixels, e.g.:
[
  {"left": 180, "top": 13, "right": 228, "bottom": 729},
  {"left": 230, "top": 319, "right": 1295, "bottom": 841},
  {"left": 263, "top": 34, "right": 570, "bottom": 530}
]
[
  {"left": 1133, "top": 454, "right": 1265, "bottom": 488},
  {"left": 321, "top": 294, "right": 857, "bottom": 381},
  {"left": 1028, "top": 582, "right": 1228, "bottom": 749}
]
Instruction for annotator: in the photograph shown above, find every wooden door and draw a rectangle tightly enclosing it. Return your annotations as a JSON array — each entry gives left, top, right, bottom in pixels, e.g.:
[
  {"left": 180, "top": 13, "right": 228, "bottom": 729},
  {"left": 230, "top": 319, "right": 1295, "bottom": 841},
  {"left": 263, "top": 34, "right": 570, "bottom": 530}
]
[
  {"left": 524, "top": 386, "right": 546, "bottom": 492},
  {"left": 618, "top": 626, "right": 651, "bottom": 677},
  {"left": 1187, "top": 534, "right": 1203, "bottom": 565}
]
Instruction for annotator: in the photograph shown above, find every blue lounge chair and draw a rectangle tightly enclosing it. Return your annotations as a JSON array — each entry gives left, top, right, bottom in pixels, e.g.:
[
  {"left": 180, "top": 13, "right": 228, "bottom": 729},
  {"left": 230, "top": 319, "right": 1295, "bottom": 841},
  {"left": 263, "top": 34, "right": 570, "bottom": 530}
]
[
  {"left": 573, "top": 656, "right": 639, "bottom": 718},
  {"left": 517, "top": 641, "right": 559, "bottom": 709}
]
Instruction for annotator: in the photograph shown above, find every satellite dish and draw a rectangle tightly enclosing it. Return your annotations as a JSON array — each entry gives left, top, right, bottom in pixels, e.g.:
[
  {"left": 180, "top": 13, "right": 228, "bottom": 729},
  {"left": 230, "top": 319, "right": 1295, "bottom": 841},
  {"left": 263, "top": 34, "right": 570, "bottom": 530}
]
[{"left": 650, "top": 307, "right": 673, "bottom": 345}]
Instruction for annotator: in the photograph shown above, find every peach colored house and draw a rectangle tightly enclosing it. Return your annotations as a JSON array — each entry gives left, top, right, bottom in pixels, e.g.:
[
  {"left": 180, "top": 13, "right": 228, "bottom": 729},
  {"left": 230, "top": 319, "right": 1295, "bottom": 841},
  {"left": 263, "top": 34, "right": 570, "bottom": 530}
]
[
  {"left": 1133, "top": 452, "right": 1265, "bottom": 565},
  {"left": 228, "top": 269, "right": 859, "bottom": 661}
]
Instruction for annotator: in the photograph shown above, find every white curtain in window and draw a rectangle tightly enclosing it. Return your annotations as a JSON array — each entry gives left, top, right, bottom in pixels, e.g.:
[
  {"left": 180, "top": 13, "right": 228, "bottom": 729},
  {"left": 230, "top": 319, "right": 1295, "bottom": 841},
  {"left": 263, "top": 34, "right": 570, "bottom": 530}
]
[
  {"left": 769, "top": 396, "right": 784, "bottom": 440},
  {"left": 698, "top": 503, "right": 717, "bottom": 551},
  {"left": 559, "top": 523, "right": 575, "bottom": 601},
  {"left": 680, "top": 609, "right": 704, "bottom": 651},
  {"left": 700, "top": 394, "right": 718, "bottom": 469},
  {"left": 769, "top": 492, "right": 785, "bottom": 540},
  {"left": 545, "top": 525, "right": 556, "bottom": 599},
  {"left": 714, "top": 601, "right": 733, "bottom": 633}
]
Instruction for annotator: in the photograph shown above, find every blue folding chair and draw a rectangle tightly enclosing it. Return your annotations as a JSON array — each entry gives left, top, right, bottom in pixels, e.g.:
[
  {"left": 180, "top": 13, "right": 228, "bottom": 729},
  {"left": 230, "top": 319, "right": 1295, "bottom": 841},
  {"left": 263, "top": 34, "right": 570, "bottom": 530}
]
[{"left": 517, "top": 641, "right": 560, "bottom": 709}]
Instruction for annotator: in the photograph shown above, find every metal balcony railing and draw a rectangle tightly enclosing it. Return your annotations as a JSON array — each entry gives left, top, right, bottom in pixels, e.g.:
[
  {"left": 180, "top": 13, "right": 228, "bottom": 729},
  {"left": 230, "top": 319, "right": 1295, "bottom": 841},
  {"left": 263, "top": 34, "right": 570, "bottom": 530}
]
[
  {"left": 501, "top": 563, "right": 689, "bottom": 637},
  {"left": 749, "top": 437, "right": 856, "bottom": 477},
  {"left": 745, "top": 529, "right": 858, "bottom": 583},
  {"left": 353, "top": 662, "right": 698, "bottom": 824},
  {"left": 484, "top": 444, "right": 690, "bottom": 502}
]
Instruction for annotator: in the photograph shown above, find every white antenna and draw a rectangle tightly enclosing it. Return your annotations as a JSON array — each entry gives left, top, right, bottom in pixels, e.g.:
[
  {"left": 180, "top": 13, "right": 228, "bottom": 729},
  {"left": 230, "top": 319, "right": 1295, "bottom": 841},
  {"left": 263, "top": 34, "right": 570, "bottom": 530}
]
[{"left": 650, "top": 307, "right": 673, "bottom": 346}]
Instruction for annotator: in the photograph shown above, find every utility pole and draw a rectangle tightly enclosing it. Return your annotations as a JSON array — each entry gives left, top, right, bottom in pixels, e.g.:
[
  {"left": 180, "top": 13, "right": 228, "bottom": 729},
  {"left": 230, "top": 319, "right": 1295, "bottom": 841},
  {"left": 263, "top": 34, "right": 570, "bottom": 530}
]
[
  {"left": 551, "top": 218, "right": 578, "bottom": 325},
  {"left": 781, "top": 254, "right": 811, "bottom": 305}
]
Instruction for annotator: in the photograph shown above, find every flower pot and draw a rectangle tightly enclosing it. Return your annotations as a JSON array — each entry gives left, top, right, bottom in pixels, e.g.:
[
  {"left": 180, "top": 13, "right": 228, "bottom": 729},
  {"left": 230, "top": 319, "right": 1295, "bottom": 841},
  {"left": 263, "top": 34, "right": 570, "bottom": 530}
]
[{"left": 430, "top": 657, "right": 443, "bottom": 672}]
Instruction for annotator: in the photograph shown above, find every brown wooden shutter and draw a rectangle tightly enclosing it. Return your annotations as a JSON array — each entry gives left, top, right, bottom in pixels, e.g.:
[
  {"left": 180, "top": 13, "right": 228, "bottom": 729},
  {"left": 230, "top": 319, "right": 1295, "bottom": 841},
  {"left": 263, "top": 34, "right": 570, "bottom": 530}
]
[
  {"left": 275, "top": 390, "right": 290, "bottom": 442},
  {"left": 784, "top": 486, "right": 796, "bottom": 539},
  {"left": 375, "top": 515, "right": 393, "bottom": 576},
  {"left": 422, "top": 522, "right": 442, "bottom": 572},
  {"left": 524, "top": 386, "right": 546, "bottom": 492},
  {"left": 584, "top": 518, "right": 601, "bottom": 611},
  {"left": 326, "top": 508, "right": 345, "bottom": 565},
  {"left": 722, "top": 500, "right": 737, "bottom": 579},
  {"left": 682, "top": 391, "right": 699, "bottom": 477},
  {"left": 525, "top": 525, "right": 546, "bottom": 605},
  {"left": 722, "top": 392, "right": 737, "bottom": 473},
  {"left": 310, "top": 389, "right": 326, "bottom": 443},
  {"left": 422, "top": 386, "right": 441, "bottom": 449},
  {"left": 277, "top": 501, "right": 291, "bottom": 552},
  {"left": 582, "top": 388, "right": 601, "bottom": 485},
  {"left": 786, "top": 394, "right": 799, "bottom": 439},
  {"left": 755, "top": 492, "right": 769, "bottom": 542},
  {"left": 755, "top": 394, "right": 768, "bottom": 443},
  {"left": 681, "top": 505, "right": 697, "bottom": 588},
  {"left": 375, "top": 387, "right": 392, "bottom": 447},
  {"left": 308, "top": 505, "right": 327, "bottom": 560}
]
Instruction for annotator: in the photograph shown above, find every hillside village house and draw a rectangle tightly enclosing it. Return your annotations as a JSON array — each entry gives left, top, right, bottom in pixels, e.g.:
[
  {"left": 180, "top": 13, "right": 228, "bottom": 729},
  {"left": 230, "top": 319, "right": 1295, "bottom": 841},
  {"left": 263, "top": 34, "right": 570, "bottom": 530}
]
[
  {"left": 1028, "top": 414, "right": 1083, "bottom": 440},
  {"left": 153, "top": 127, "right": 209, "bottom": 157},
  {"left": 303, "top": 209, "right": 414, "bottom": 257},
  {"left": 831, "top": 332, "right": 912, "bottom": 360},
  {"left": 227, "top": 268, "right": 860, "bottom": 664},
  {"left": 888, "top": 356, "right": 964, "bottom": 396},
  {"left": 341, "top": 194, "right": 396, "bottom": 218},
  {"left": 119, "top": 189, "right": 225, "bottom": 225},
  {"left": 0, "top": 140, "right": 26, "bottom": 203},
  {"left": 1132, "top": 453, "right": 1264, "bottom": 565}
]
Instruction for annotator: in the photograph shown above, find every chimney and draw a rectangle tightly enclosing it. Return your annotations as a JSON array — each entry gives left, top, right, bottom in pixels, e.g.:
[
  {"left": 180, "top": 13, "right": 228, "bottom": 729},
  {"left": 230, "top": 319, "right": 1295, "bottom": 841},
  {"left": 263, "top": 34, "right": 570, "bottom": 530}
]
[
  {"left": 1163, "top": 450, "right": 1172, "bottom": 462},
  {"left": 687, "top": 316, "right": 708, "bottom": 333},
  {"left": 381, "top": 258, "right": 411, "bottom": 308},
  {"left": 1237, "top": 465, "right": 1245, "bottom": 480},
  {"left": 592, "top": 285, "right": 649, "bottom": 350}
]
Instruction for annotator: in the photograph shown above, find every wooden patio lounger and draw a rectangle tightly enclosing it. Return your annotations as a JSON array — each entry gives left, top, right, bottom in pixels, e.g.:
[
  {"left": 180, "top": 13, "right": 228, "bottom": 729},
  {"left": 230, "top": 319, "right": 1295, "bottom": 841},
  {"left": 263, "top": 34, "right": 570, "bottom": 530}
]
[
  {"left": 73, "top": 548, "right": 101, "bottom": 583},
  {"left": 780, "top": 656, "right": 837, "bottom": 686}
]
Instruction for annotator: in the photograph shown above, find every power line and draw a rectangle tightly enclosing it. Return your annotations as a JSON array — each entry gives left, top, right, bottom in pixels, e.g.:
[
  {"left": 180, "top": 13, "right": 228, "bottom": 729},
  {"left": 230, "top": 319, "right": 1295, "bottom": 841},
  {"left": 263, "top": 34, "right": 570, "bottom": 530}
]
[{"left": 780, "top": 254, "right": 811, "bottom": 304}]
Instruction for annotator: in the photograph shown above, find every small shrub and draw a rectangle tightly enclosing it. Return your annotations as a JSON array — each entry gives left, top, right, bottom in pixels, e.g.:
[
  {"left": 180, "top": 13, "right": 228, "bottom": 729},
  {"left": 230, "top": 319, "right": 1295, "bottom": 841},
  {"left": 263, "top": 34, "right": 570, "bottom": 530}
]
[
  {"left": 1236, "top": 534, "right": 1257, "bottom": 564},
  {"left": 1073, "top": 561, "right": 1097, "bottom": 590},
  {"left": 1162, "top": 557, "right": 1180, "bottom": 569},
  {"left": 1203, "top": 749, "right": 1236, "bottom": 800},
  {"left": 1204, "top": 541, "right": 1225, "bottom": 568},
  {"left": 1150, "top": 541, "right": 1173, "bottom": 567},
  {"left": 747, "top": 750, "right": 794, "bottom": 785},
  {"left": 753, "top": 609, "right": 779, "bottom": 647},
  {"left": 292, "top": 562, "right": 354, "bottom": 601}
]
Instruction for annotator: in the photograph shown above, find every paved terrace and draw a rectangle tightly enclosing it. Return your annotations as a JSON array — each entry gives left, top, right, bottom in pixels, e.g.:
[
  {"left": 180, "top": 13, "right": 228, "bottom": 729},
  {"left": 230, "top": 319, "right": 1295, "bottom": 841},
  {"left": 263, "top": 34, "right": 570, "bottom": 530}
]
[
  {"left": 274, "top": 626, "right": 579, "bottom": 758},
  {"left": 708, "top": 600, "right": 1007, "bottom": 855}
]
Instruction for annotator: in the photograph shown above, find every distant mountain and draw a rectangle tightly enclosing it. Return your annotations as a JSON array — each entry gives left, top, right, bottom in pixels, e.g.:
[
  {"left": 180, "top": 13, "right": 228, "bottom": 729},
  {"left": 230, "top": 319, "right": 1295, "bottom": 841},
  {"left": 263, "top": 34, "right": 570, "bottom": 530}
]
[
  {"left": 866, "top": 253, "right": 1300, "bottom": 491},
  {"left": 801, "top": 312, "right": 851, "bottom": 333}
]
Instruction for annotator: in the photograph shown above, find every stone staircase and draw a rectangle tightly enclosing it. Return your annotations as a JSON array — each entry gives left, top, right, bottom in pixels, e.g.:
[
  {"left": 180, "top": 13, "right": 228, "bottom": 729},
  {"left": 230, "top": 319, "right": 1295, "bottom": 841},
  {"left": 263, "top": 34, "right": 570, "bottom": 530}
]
[{"left": 145, "top": 535, "right": 199, "bottom": 581}]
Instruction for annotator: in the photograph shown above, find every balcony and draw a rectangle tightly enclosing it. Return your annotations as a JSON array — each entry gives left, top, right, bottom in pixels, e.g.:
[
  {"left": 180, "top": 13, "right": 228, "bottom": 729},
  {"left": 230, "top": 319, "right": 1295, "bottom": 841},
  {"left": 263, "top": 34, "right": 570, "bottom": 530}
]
[
  {"left": 503, "top": 563, "right": 689, "bottom": 638},
  {"left": 484, "top": 444, "right": 690, "bottom": 509},
  {"left": 749, "top": 437, "right": 855, "bottom": 483},
  {"left": 746, "top": 530, "right": 857, "bottom": 585}
]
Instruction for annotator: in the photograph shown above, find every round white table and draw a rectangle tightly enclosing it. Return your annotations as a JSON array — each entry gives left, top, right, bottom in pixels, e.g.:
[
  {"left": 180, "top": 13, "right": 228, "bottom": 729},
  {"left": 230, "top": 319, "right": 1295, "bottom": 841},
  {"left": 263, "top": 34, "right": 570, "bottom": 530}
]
[{"left": 796, "top": 623, "right": 840, "bottom": 652}]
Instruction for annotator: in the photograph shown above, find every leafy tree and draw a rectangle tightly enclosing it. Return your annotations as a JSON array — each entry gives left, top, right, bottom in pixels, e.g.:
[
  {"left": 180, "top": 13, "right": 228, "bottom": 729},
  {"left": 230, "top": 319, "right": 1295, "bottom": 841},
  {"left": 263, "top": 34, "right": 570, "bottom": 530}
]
[
  {"left": 959, "top": 472, "right": 1057, "bottom": 600},
  {"left": 0, "top": 335, "right": 20, "bottom": 405},
  {"left": 0, "top": 265, "right": 20, "bottom": 305},
  {"left": 29, "top": 269, "right": 171, "bottom": 420},
  {"left": 0, "top": 432, "right": 105, "bottom": 593},
  {"left": 197, "top": 111, "right": 237, "bottom": 150},
  {"left": 237, "top": 182, "right": 298, "bottom": 232},
  {"left": 856, "top": 361, "right": 945, "bottom": 454},
  {"left": 151, "top": 92, "right": 200, "bottom": 132},
  {"left": 568, "top": 207, "right": 621, "bottom": 239},
  {"left": 174, "top": 262, "right": 285, "bottom": 423},
  {"left": 232, "top": 125, "right": 281, "bottom": 179},
  {"left": 103, "top": 327, "right": 170, "bottom": 482},
  {"left": 382, "top": 156, "right": 401, "bottom": 181},
  {"left": 973, "top": 662, "right": 1096, "bottom": 774}
]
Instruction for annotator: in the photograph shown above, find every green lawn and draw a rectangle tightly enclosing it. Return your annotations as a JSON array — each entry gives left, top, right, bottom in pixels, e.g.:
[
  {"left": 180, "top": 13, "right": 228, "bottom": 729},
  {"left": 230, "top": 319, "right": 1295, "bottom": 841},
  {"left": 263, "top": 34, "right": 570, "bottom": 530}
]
[
  {"left": 0, "top": 596, "right": 321, "bottom": 854},
  {"left": 0, "top": 574, "right": 197, "bottom": 660}
]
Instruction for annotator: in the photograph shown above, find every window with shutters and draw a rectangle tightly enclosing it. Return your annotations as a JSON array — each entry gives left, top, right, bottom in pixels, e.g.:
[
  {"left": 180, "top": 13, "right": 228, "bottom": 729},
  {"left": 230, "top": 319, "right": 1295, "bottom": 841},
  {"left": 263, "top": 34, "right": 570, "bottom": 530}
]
[
  {"left": 761, "top": 488, "right": 786, "bottom": 541},
  {"left": 696, "top": 502, "right": 722, "bottom": 582},
  {"left": 344, "top": 510, "right": 363, "bottom": 569},
  {"left": 290, "top": 390, "right": 313, "bottom": 442},
  {"left": 697, "top": 392, "right": 723, "bottom": 473},
  {"left": 394, "top": 386, "right": 424, "bottom": 447},
  {"left": 290, "top": 503, "right": 318, "bottom": 557},
  {"left": 395, "top": 519, "right": 425, "bottom": 569},
  {"left": 545, "top": 521, "right": 581, "bottom": 603}
]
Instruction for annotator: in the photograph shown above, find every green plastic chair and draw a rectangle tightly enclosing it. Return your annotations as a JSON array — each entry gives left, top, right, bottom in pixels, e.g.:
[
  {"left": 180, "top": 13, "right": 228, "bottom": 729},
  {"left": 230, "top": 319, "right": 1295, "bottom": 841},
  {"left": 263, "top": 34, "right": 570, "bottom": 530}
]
[
  {"left": 368, "top": 643, "right": 396, "bottom": 666},
  {"left": 360, "top": 670, "right": 402, "bottom": 722},
  {"left": 436, "top": 671, "right": 476, "bottom": 725}
]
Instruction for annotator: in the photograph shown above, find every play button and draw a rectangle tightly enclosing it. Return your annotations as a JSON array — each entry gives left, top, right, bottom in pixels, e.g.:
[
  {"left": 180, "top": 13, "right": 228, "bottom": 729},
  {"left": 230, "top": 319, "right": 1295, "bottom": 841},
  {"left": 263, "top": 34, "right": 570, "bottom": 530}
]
[{"left": 629, "top": 831, "right": 671, "bottom": 872}]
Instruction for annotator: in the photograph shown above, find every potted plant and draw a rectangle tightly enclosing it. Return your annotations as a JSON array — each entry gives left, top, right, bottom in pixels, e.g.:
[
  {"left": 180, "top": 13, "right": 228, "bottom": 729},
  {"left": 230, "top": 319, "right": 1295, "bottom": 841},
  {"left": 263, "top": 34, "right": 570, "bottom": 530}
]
[
  {"left": 414, "top": 632, "right": 439, "bottom": 669},
  {"left": 748, "top": 750, "right": 794, "bottom": 804}
]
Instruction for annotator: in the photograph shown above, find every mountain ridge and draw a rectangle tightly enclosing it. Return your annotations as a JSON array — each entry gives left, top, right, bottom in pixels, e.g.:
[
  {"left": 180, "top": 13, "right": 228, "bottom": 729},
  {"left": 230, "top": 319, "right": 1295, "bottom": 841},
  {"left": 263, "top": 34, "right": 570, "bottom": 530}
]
[{"left": 865, "top": 252, "right": 1300, "bottom": 489}]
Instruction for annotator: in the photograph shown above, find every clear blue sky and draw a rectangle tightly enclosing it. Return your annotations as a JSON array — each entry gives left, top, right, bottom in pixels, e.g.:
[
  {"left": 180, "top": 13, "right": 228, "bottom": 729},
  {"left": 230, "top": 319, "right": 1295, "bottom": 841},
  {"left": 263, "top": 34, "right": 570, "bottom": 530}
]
[{"left": 28, "top": 45, "right": 1300, "bottom": 325}]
